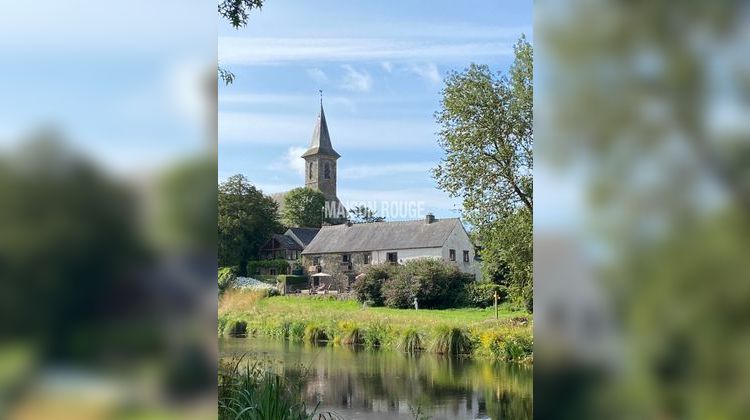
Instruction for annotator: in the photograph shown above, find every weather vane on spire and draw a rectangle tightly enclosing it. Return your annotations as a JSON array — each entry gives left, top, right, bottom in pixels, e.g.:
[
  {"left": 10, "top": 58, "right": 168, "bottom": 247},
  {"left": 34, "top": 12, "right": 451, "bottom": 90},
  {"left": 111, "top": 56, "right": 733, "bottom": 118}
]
[{"left": 319, "top": 89, "right": 323, "bottom": 106}]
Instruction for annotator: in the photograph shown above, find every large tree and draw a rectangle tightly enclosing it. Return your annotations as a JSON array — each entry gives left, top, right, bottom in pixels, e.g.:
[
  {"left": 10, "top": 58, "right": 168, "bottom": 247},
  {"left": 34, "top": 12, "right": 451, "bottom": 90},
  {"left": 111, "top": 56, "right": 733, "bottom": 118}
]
[
  {"left": 433, "top": 36, "right": 533, "bottom": 310},
  {"left": 282, "top": 187, "right": 326, "bottom": 228},
  {"left": 218, "top": 174, "right": 281, "bottom": 274}
]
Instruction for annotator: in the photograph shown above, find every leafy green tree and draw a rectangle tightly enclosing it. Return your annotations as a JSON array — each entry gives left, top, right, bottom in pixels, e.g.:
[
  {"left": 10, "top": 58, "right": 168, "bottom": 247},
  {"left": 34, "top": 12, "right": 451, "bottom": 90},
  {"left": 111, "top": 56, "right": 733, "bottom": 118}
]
[
  {"left": 433, "top": 36, "right": 533, "bottom": 310},
  {"left": 349, "top": 205, "right": 385, "bottom": 224},
  {"left": 282, "top": 187, "right": 326, "bottom": 228},
  {"left": 218, "top": 174, "right": 282, "bottom": 275}
]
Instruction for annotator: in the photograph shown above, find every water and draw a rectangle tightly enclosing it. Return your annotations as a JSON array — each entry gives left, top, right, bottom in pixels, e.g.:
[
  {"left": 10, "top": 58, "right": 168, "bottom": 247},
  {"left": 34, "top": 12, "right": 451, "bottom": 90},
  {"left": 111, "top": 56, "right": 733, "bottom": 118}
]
[{"left": 220, "top": 337, "right": 532, "bottom": 419}]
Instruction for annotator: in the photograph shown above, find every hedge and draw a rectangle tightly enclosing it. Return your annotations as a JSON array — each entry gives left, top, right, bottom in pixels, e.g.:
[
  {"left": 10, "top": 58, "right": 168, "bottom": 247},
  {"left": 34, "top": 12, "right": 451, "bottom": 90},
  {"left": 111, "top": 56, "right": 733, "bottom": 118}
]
[{"left": 246, "top": 259, "right": 290, "bottom": 275}]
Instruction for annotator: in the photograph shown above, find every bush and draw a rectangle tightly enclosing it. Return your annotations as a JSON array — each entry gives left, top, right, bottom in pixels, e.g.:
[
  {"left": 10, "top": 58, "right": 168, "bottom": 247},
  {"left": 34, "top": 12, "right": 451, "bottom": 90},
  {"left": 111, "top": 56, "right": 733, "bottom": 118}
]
[
  {"left": 246, "top": 259, "right": 290, "bottom": 276},
  {"left": 218, "top": 266, "right": 238, "bottom": 294},
  {"left": 353, "top": 264, "right": 395, "bottom": 306},
  {"left": 381, "top": 259, "right": 473, "bottom": 309},
  {"left": 467, "top": 282, "right": 508, "bottom": 308}
]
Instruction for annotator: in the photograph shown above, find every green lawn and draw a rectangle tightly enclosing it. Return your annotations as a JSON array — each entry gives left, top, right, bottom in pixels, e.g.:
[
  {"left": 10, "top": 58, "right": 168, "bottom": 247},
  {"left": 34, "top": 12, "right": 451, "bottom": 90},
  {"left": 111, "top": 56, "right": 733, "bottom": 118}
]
[{"left": 253, "top": 295, "right": 526, "bottom": 328}]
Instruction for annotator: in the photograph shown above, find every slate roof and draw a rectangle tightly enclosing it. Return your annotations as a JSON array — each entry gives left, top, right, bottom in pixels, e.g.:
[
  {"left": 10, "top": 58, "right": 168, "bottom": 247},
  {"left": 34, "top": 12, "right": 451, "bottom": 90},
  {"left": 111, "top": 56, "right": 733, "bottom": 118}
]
[
  {"left": 301, "top": 104, "right": 340, "bottom": 159},
  {"left": 301, "top": 218, "right": 461, "bottom": 255},
  {"left": 265, "top": 233, "right": 303, "bottom": 251},
  {"left": 286, "top": 227, "right": 320, "bottom": 247}
]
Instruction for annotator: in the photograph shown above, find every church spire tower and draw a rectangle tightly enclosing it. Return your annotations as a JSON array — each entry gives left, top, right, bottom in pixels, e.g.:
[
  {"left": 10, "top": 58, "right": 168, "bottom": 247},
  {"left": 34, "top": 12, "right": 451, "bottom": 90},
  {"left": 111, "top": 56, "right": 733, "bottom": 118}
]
[{"left": 301, "top": 93, "right": 340, "bottom": 203}]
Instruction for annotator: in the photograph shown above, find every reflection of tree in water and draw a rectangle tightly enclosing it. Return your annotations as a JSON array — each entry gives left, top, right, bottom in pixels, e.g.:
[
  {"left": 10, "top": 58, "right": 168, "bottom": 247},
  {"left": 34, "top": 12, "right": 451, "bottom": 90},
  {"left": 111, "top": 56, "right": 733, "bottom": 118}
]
[{"left": 274, "top": 344, "right": 532, "bottom": 419}]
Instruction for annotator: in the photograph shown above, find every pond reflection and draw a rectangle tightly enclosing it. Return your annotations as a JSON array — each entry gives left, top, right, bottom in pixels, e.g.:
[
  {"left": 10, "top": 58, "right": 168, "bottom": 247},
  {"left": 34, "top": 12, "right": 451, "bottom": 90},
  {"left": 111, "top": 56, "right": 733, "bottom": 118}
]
[{"left": 220, "top": 337, "right": 532, "bottom": 419}]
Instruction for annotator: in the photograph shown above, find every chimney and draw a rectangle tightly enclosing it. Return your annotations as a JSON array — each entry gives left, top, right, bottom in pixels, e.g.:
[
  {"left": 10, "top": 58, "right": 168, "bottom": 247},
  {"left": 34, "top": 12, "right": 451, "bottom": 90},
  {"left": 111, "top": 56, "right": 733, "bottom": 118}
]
[{"left": 425, "top": 213, "right": 435, "bottom": 224}]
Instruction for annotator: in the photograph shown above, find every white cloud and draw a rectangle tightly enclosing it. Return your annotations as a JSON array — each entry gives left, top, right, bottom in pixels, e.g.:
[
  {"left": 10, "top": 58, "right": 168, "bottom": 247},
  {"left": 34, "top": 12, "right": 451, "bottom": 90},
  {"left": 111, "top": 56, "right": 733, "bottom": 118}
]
[
  {"left": 341, "top": 65, "right": 372, "bottom": 92},
  {"left": 219, "top": 37, "right": 513, "bottom": 65},
  {"left": 341, "top": 162, "right": 434, "bottom": 179},
  {"left": 408, "top": 63, "right": 441, "bottom": 84},
  {"left": 381, "top": 61, "right": 393, "bottom": 72},
  {"left": 283, "top": 146, "right": 307, "bottom": 176},
  {"left": 306, "top": 68, "right": 328, "bottom": 84}
]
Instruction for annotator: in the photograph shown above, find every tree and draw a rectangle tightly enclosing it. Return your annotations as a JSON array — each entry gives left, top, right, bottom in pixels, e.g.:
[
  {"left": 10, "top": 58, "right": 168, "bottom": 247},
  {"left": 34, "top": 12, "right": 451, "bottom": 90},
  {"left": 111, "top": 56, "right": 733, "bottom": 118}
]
[
  {"left": 349, "top": 205, "right": 385, "bottom": 224},
  {"left": 218, "top": 174, "right": 282, "bottom": 275},
  {"left": 217, "top": 0, "right": 265, "bottom": 85},
  {"left": 282, "top": 188, "right": 326, "bottom": 228},
  {"left": 433, "top": 36, "right": 533, "bottom": 310}
]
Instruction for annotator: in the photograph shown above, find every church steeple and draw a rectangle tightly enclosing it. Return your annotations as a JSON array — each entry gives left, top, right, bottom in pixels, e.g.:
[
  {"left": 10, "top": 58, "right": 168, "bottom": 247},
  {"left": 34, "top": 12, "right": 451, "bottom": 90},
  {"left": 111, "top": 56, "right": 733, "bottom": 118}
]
[
  {"left": 301, "top": 97, "right": 340, "bottom": 204},
  {"left": 301, "top": 99, "right": 340, "bottom": 159}
]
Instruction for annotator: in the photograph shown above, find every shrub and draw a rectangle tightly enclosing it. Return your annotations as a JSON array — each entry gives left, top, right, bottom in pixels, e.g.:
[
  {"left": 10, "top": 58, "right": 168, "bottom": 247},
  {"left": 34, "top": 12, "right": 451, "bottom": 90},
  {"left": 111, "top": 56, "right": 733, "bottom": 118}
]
[
  {"left": 246, "top": 259, "right": 290, "bottom": 276},
  {"left": 381, "top": 259, "right": 473, "bottom": 309},
  {"left": 432, "top": 325, "right": 472, "bottom": 355},
  {"left": 478, "top": 328, "right": 533, "bottom": 362},
  {"left": 226, "top": 319, "right": 248, "bottom": 337},
  {"left": 467, "top": 282, "right": 508, "bottom": 308},
  {"left": 352, "top": 264, "right": 394, "bottom": 306},
  {"left": 218, "top": 266, "right": 238, "bottom": 294},
  {"left": 398, "top": 328, "right": 423, "bottom": 353},
  {"left": 303, "top": 324, "right": 328, "bottom": 343}
]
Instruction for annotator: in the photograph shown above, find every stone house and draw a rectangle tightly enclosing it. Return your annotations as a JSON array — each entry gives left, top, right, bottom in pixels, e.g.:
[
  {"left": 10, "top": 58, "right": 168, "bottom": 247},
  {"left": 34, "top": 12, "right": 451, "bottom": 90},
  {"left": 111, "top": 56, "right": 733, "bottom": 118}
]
[
  {"left": 301, "top": 215, "right": 479, "bottom": 289},
  {"left": 257, "top": 227, "right": 320, "bottom": 275}
]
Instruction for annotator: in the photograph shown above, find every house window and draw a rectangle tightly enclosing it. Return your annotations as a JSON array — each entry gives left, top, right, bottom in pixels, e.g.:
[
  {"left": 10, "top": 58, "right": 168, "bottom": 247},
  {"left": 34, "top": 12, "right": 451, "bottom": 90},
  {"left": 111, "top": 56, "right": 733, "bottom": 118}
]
[
  {"left": 313, "top": 256, "right": 320, "bottom": 266},
  {"left": 449, "top": 249, "right": 456, "bottom": 261},
  {"left": 386, "top": 252, "right": 398, "bottom": 265},
  {"left": 269, "top": 269, "right": 277, "bottom": 275},
  {"left": 363, "top": 253, "right": 371, "bottom": 264},
  {"left": 463, "top": 250, "right": 470, "bottom": 263},
  {"left": 342, "top": 253, "right": 350, "bottom": 263}
]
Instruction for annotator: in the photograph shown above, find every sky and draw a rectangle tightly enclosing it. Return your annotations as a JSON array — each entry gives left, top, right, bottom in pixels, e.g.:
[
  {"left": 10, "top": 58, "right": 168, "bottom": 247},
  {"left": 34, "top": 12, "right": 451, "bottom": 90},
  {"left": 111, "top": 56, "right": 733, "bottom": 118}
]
[
  {"left": 218, "top": 0, "right": 532, "bottom": 220},
  {"left": 0, "top": 1, "right": 215, "bottom": 175}
]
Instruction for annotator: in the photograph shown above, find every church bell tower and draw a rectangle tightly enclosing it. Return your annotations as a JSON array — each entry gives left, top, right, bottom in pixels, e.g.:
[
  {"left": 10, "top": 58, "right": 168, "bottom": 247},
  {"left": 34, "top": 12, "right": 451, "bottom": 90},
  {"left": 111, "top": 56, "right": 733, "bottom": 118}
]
[{"left": 301, "top": 97, "right": 340, "bottom": 204}]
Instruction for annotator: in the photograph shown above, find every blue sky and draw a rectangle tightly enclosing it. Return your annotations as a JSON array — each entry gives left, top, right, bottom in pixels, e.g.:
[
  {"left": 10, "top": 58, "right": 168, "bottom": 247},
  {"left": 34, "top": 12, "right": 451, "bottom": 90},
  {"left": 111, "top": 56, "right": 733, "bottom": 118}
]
[
  {"left": 219, "top": 0, "right": 532, "bottom": 219},
  {"left": 0, "top": 1, "right": 215, "bottom": 174}
]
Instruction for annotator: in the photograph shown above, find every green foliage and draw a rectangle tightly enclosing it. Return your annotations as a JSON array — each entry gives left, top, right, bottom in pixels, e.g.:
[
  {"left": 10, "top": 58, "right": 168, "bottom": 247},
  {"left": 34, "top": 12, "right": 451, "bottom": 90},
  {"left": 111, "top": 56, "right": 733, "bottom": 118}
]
[
  {"left": 352, "top": 264, "right": 395, "bottom": 306},
  {"left": 381, "top": 259, "right": 473, "bottom": 309},
  {"left": 432, "top": 325, "right": 473, "bottom": 355},
  {"left": 219, "top": 175, "right": 283, "bottom": 275},
  {"left": 467, "top": 282, "right": 508, "bottom": 308},
  {"left": 218, "top": 358, "right": 326, "bottom": 420},
  {"left": 398, "top": 328, "right": 423, "bottom": 353},
  {"left": 348, "top": 205, "right": 385, "bottom": 223},
  {"left": 246, "top": 259, "right": 289, "bottom": 276},
  {"left": 282, "top": 187, "right": 326, "bottom": 228},
  {"left": 218, "top": 0, "right": 264, "bottom": 29},
  {"left": 433, "top": 36, "right": 533, "bottom": 311},
  {"left": 362, "top": 322, "right": 390, "bottom": 348},
  {"left": 303, "top": 324, "right": 328, "bottom": 343},
  {"left": 338, "top": 321, "right": 365, "bottom": 346},
  {"left": 218, "top": 266, "right": 238, "bottom": 293},
  {"left": 227, "top": 320, "right": 248, "bottom": 337}
]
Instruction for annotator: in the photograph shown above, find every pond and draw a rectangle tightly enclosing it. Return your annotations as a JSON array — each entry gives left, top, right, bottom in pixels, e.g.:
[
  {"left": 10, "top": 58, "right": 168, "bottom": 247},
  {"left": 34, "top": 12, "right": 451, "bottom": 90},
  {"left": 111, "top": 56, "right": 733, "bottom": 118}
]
[{"left": 220, "top": 337, "right": 532, "bottom": 420}]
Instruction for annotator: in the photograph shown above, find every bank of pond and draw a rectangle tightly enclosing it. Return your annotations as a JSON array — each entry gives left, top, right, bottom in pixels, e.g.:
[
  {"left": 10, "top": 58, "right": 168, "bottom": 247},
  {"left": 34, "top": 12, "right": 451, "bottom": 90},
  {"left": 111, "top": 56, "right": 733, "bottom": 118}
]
[{"left": 218, "top": 295, "right": 533, "bottom": 364}]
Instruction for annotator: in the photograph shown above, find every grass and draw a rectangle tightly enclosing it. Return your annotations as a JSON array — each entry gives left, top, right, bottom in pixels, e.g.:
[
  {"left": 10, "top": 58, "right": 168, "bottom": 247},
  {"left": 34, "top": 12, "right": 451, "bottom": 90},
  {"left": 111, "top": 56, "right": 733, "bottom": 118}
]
[
  {"left": 432, "top": 326, "right": 472, "bottom": 355},
  {"left": 219, "top": 292, "right": 533, "bottom": 362},
  {"left": 218, "top": 356, "right": 338, "bottom": 420}
]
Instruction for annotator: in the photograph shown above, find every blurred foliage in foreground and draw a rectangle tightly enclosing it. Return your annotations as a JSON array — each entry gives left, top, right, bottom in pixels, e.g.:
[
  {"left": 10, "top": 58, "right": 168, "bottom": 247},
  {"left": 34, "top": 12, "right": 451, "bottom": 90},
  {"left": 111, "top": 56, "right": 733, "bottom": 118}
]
[
  {"left": 535, "top": 0, "right": 750, "bottom": 418},
  {"left": 0, "top": 132, "right": 217, "bottom": 419}
]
